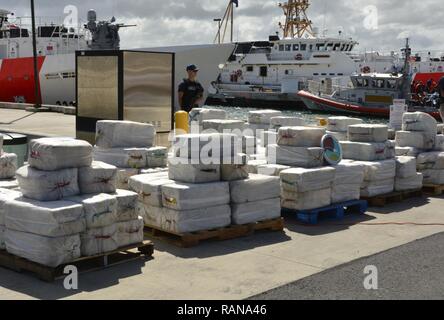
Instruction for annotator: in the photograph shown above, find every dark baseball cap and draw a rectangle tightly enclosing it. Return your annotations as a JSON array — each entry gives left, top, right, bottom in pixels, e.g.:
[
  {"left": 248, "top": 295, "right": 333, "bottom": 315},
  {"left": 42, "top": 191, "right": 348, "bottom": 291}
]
[{"left": 186, "top": 64, "right": 199, "bottom": 72}]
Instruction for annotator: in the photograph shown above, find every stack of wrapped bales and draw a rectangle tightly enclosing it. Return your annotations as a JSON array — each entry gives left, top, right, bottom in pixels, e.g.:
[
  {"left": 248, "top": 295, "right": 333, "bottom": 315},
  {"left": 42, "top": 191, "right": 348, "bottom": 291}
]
[
  {"left": 0, "top": 189, "right": 22, "bottom": 250},
  {"left": 330, "top": 161, "right": 365, "bottom": 203},
  {"left": 263, "top": 116, "right": 305, "bottom": 148},
  {"left": 189, "top": 108, "right": 227, "bottom": 132},
  {"left": 395, "top": 156, "right": 423, "bottom": 191},
  {"left": 2, "top": 137, "right": 143, "bottom": 267},
  {"left": 247, "top": 110, "right": 282, "bottom": 131},
  {"left": 0, "top": 135, "right": 18, "bottom": 184},
  {"left": 280, "top": 167, "right": 336, "bottom": 210},
  {"left": 268, "top": 126, "right": 326, "bottom": 168},
  {"left": 93, "top": 120, "right": 168, "bottom": 190},
  {"left": 341, "top": 124, "right": 397, "bottom": 197},
  {"left": 326, "top": 116, "right": 363, "bottom": 141},
  {"left": 202, "top": 119, "right": 245, "bottom": 133}
]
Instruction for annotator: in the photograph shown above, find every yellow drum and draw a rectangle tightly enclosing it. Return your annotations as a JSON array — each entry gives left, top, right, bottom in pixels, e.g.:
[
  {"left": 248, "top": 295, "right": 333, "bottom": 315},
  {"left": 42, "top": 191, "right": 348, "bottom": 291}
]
[{"left": 175, "top": 111, "right": 189, "bottom": 135}]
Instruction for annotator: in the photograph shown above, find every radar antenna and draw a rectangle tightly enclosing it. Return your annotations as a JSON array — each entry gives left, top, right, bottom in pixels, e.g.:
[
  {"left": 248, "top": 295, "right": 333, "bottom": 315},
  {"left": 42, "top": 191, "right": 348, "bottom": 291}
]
[{"left": 278, "top": 0, "right": 314, "bottom": 38}]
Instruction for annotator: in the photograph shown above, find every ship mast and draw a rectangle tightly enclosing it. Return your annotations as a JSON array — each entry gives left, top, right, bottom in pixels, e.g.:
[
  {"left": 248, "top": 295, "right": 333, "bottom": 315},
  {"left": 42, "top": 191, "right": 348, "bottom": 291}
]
[{"left": 279, "top": 0, "right": 314, "bottom": 38}]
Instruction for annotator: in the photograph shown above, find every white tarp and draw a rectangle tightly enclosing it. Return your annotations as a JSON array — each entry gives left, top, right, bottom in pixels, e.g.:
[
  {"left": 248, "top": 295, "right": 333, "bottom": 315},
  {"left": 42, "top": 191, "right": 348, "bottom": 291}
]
[
  {"left": 361, "top": 179, "right": 394, "bottom": 197},
  {"left": 116, "top": 168, "right": 141, "bottom": 190},
  {"left": 116, "top": 217, "right": 144, "bottom": 247},
  {"left": 341, "top": 141, "right": 394, "bottom": 161},
  {"left": 0, "top": 153, "right": 17, "bottom": 179},
  {"left": 28, "top": 138, "right": 92, "bottom": 171},
  {"left": 327, "top": 117, "right": 363, "bottom": 132},
  {"left": 189, "top": 108, "right": 227, "bottom": 124},
  {"left": 395, "top": 173, "right": 423, "bottom": 192},
  {"left": 168, "top": 159, "right": 221, "bottom": 183},
  {"left": 146, "top": 147, "right": 168, "bottom": 168},
  {"left": 331, "top": 162, "right": 365, "bottom": 185},
  {"left": 434, "top": 135, "right": 444, "bottom": 151},
  {"left": 248, "top": 110, "right": 282, "bottom": 124},
  {"left": 114, "top": 189, "right": 139, "bottom": 222},
  {"left": 17, "top": 166, "right": 80, "bottom": 201},
  {"left": 129, "top": 173, "right": 174, "bottom": 207},
  {"left": 161, "top": 182, "right": 230, "bottom": 211},
  {"left": 231, "top": 198, "right": 281, "bottom": 225},
  {"left": 93, "top": 147, "right": 148, "bottom": 169},
  {"left": 95, "top": 120, "right": 155, "bottom": 148},
  {"left": 277, "top": 126, "right": 325, "bottom": 147},
  {"left": 280, "top": 167, "right": 336, "bottom": 193},
  {"left": 354, "top": 160, "right": 397, "bottom": 181},
  {"left": 395, "top": 131, "right": 435, "bottom": 150},
  {"left": 202, "top": 120, "right": 245, "bottom": 133},
  {"left": 142, "top": 204, "right": 231, "bottom": 233},
  {"left": 246, "top": 159, "right": 268, "bottom": 174},
  {"left": 5, "top": 230, "right": 81, "bottom": 267},
  {"left": 420, "top": 169, "right": 444, "bottom": 185},
  {"left": 326, "top": 131, "right": 348, "bottom": 142},
  {"left": 396, "top": 156, "right": 417, "bottom": 178},
  {"left": 78, "top": 161, "right": 117, "bottom": 195},
  {"left": 0, "top": 188, "right": 22, "bottom": 225},
  {"left": 257, "top": 164, "right": 291, "bottom": 176},
  {"left": 67, "top": 193, "right": 117, "bottom": 229},
  {"left": 281, "top": 188, "right": 331, "bottom": 211},
  {"left": 332, "top": 184, "right": 361, "bottom": 203},
  {"left": 5, "top": 197, "right": 85, "bottom": 237},
  {"left": 270, "top": 116, "right": 305, "bottom": 130},
  {"left": 80, "top": 224, "right": 118, "bottom": 256},
  {"left": 267, "top": 145, "right": 324, "bottom": 168},
  {"left": 402, "top": 112, "right": 437, "bottom": 134},
  {"left": 348, "top": 124, "right": 389, "bottom": 143},
  {"left": 417, "top": 152, "right": 444, "bottom": 170},
  {"left": 395, "top": 146, "right": 421, "bottom": 157},
  {"left": 229, "top": 174, "right": 280, "bottom": 204}
]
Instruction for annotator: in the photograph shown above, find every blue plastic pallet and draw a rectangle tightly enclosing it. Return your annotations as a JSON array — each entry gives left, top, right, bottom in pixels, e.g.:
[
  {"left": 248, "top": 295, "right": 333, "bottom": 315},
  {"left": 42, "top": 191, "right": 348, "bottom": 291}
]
[{"left": 283, "top": 200, "right": 368, "bottom": 225}]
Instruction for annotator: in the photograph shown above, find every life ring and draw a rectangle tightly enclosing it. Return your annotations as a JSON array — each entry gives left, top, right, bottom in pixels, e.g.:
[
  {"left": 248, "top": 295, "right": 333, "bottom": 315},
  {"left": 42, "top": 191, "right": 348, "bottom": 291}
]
[{"left": 361, "top": 66, "right": 371, "bottom": 73}]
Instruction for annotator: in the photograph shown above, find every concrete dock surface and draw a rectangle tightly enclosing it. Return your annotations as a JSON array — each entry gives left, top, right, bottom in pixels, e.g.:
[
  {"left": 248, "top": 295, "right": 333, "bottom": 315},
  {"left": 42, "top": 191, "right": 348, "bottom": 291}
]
[{"left": 1, "top": 108, "right": 444, "bottom": 300}]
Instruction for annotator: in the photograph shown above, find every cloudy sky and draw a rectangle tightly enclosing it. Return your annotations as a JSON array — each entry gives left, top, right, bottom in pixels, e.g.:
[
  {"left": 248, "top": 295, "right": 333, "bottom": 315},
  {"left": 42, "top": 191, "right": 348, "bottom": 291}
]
[{"left": 3, "top": 0, "right": 444, "bottom": 54}]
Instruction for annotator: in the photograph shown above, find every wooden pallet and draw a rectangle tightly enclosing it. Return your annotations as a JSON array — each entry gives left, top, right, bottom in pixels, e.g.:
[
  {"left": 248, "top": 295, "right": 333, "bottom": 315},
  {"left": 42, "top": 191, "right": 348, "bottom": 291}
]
[
  {"left": 283, "top": 200, "right": 368, "bottom": 225},
  {"left": 362, "top": 189, "right": 423, "bottom": 207},
  {"left": 0, "top": 240, "right": 154, "bottom": 282},
  {"left": 144, "top": 218, "right": 285, "bottom": 248},
  {"left": 423, "top": 184, "right": 444, "bottom": 196}
]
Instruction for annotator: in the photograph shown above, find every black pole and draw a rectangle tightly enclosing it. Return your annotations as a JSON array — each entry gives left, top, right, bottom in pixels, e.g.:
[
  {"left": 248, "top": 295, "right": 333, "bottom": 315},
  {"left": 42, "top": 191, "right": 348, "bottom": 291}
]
[{"left": 30, "top": 0, "right": 41, "bottom": 108}]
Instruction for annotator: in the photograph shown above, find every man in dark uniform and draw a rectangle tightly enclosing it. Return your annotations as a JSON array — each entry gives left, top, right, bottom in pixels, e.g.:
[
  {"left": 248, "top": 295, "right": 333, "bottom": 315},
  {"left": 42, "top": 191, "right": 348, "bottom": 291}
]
[
  {"left": 439, "top": 76, "right": 444, "bottom": 121},
  {"left": 178, "top": 64, "right": 204, "bottom": 113}
]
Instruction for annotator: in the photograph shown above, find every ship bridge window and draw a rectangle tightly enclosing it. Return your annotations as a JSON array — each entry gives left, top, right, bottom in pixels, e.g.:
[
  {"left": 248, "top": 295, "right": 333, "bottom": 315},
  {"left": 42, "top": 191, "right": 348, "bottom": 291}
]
[
  {"left": 326, "top": 43, "right": 334, "bottom": 51},
  {"left": 344, "top": 44, "right": 350, "bottom": 51},
  {"left": 316, "top": 43, "right": 325, "bottom": 51},
  {"left": 356, "top": 78, "right": 370, "bottom": 87},
  {"left": 387, "top": 79, "right": 397, "bottom": 89},
  {"left": 349, "top": 45, "right": 354, "bottom": 51},
  {"left": 340, "top": 44, "right": 346, "bottom": 51},
  {"left": 309, "top": 44, "right": 313, "bottom": 51},
  {"left": 246, "top": 66, "right": 254, "bottom": 72},
  {"left": 279, "top": 45, "right": 284, "bottom": 51},
  {"left": 293, "top": 44, "right": 299, "bottom": 51},
  {"left": 333, "top": 43, "right": 341, "bottom": 51},
  {"left": 300, "top": 44, "right": 307, "bottom": 51},
  {"left": 372, "top": 79, "right": 385, "bottom": 88},
  {"left": 285, "top": 44, "right": 292, "bottom": 51}
]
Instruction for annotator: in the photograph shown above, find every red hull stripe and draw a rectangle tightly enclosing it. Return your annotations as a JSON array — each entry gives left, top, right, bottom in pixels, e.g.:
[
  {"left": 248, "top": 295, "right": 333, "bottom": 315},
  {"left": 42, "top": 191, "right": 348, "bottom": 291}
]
[{"left": 0, "top": 56, "right": 45, "bottom": 104}]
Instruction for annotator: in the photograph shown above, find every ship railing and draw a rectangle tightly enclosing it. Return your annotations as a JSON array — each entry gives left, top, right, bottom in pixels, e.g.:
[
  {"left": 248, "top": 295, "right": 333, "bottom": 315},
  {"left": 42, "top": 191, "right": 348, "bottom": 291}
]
[{"left": 307, "top": 79, "right": 353, "bottom": 96}]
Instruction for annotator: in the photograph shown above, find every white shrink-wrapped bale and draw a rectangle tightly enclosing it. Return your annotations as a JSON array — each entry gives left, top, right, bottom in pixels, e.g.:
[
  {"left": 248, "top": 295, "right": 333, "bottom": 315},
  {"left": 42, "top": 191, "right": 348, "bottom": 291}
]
[
  {"left": 67, "top": 193, "right": 117, "bottom": 229},
  {"left": 332, "top": 184, "right": 361, "bottom": 203},
  {"left": 93, "top": 147, "right": 148, "bottom": 169},
  {"left": 327, "top": 117, "right": 363, "bottom": 132},
  {"left": 0, "top": 179, "right": 19, "bottom": 190},
  {"left": 5, "top": 230, "right": 81, "bottom": 267},
  {"left": 221, "top": 154, "right": 249, "bottom": 181},
  {"left": 116, "top": 217, "right": 144, "bottom": 247},
  {"left": 245, "top": 159, "right": 267, "bottom": 174},
  {"left": 277, "top": 126, "right": 325, "bottom": 147},
  {"left": 189, "top": 108, "right": 227, "bottom": 124},
  {"left": 78, "top": 161, "right": 117, "bottom": 195},
  {"left": 16, "top": 166, "right": 79, "bottom": 201},
  {"left": 361, "top": 179, "right": 394, "bottom": 197},
  {"left": 173, "top": 133, "right": 239, "bottom": 160},
  {"left": 341, "top": 141, "right": 393, "bottom": 161},
  {"left": 263, "top": 131, "right": 278, "bottom": 148},
  {"left": 229, "top": 174, "right": 280, "bottom": 204},
  {"left": 354, "top": 160, "right": 396, "bottom": 181},
  {"left": 331, "top": 162, "right": 365, "bottom": 185},
  {"left": 434, "top": 135, "right": 444, "bottom": 151},
  {"left": 396, "top": 146, "right": 421, "bottom": 157},
  {"left": 116, "top": 168, "right": 141, "bottom": 190},
  {"left": 402, "top": 112, "right": 437, "bottom": 134},
  {"left": 28, "top": 138, "right": 92, "bottom": 171},
  {"left": 0, "top": 153, "right": 17, "bottom": 179},
  {"left": 161, "top": 182, "right": 230, "bottom": 211},
  {"left": 81, "top": 224, "right": 118, "bottom": 256},
  {"left": 417, "top": 152, "right": 444, "bottom": 170},
  {"left": 0, "top": 188, "right": 22, "bottom": 225},
  {"left": 248, "top": 110, "right": 282, "bottom": 124},
  {"left": 0, "top": 225, "right": 5, "bottom": 250},
  {"left": 396, "top": 156, "right": 417, "bottom": 178},
  {"left": 168, "top": 159, "right": 220, "bottom": 183},
  {"left": 281, "top": 188, "right": 331, "bottom": 211},
  {"left": 326, "top": 131, "right": 348, "bottom": 142},
  {"left": 114, "top": 189, "right": 138, "bottom": 222},
  {"left": 5, "top": 198, "right": 85, "bottom": 237},
  {"left": 280, "top": 167, "right": 336, "bottom": 193},
  {"left": 95, "top": 120, "right": 155, "bottom": 148},
  {"left": 202, "top": 120, "right": 245, "bottom": 133},
  {"left": 257, "top": 164, "right": 291, "bottom": 176},
  {"left": 267, "top": 145, "right": 324, "bottom": 168},
  {"left": 245, "top": 123, "right": 271, "bottom": 132},
  {"left": 386, "top": 140, "right": 396, "bottom": 159},
  {"left": 395, "top": 173, "right": 423, "bottom": 192},
  {"left": 143, "top": 204, "right": 231, "bottom": 233},
  {"left": 348, "top": 124, "right": 388, "bottom": 143},
  {"left": 270, "top": 116, "right": 305, "bottom": 130},
  {"left": 241, "top": 135, "right": 257, "bottom": 155},
  {"left": 395, "top": 131, "right": 435, "bottom": 150},
  {"left": 420, "top": 169, "right": 444, "bottom": 185},
  {"left": 231, "top": 198, "right": 281, "bottom": 225},
  {"left": 438, "top": 124, "right": 444, "bottom": 135},
  {"left": 146, "top": 147, "right": 168, "bottom": 168},
  {"left": 140, "top": 167, "right": 169, "bottom": 175},
  {"left": 129, "top": 174, "right": 174, "bottom": 207}
]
